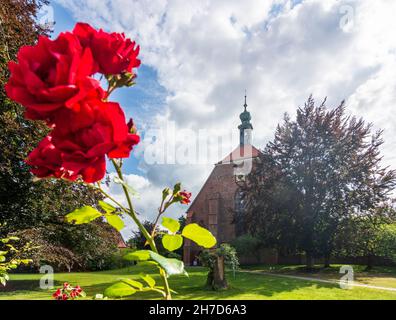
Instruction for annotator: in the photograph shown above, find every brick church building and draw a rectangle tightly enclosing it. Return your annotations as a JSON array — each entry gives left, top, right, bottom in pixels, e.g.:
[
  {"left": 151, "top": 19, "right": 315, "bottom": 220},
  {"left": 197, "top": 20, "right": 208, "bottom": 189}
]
[{"left": 183, "top": 96, "right": 276, "bottom": 265}]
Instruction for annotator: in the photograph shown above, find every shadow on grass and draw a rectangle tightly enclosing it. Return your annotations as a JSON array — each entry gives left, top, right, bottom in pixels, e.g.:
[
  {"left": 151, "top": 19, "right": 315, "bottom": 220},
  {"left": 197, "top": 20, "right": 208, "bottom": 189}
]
[
  {"left": 0, "top": 280, "right": 63, "bottom": 293},
  {"left": 103, "top": 269, "right": 342, "bottom": 300}
]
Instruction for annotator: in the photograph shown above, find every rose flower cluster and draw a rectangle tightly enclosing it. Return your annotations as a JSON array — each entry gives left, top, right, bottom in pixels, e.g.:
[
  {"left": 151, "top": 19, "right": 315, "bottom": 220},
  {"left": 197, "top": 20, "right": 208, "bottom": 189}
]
[
  {"left": 6, "top": 23, "right": 141, "bottom": 183},
  {"left": 53, "top": 282, "right": 85, "bottom": 300}
]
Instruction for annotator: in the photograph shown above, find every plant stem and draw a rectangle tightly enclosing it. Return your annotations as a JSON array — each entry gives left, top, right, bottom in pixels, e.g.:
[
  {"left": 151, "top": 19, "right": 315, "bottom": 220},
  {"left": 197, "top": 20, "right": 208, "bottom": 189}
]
[
  {"left": 150, "top": 198, "right": 165, "bottom": 239},
  {"left": 110, "top": 159, "right": 172, "bottom": 300},
  {"left": 95, "top": 182, "right": 130, "bottom": 213}
]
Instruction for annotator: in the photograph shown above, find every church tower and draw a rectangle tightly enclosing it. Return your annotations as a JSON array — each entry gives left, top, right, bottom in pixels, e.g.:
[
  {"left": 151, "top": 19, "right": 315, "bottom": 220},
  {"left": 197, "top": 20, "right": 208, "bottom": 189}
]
[
  {"left": 238, "top": 93, "right": 253, "bottom": 146},
  {"left": 183, "top": 92, "right": 274, "bottom": 266}
]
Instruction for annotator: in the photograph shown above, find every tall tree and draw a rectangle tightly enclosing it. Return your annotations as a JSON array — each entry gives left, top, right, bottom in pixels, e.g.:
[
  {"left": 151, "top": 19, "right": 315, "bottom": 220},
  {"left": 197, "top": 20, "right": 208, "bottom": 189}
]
[{"left": 241, "top": 96, "right": 396, "bottom": 268}]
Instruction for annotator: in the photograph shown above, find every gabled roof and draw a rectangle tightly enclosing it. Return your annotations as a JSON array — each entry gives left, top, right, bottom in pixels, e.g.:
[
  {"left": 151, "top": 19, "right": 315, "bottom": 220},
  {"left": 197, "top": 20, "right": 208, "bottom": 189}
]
[
  {"left": 117, "top": 239, "right": 127, "bottom": 249},
  {"left": 186, "top": 144, "right": 262, "bottom": 217},
  {"left": 218, "top": 144, "right": 261, "bottom": 164}
]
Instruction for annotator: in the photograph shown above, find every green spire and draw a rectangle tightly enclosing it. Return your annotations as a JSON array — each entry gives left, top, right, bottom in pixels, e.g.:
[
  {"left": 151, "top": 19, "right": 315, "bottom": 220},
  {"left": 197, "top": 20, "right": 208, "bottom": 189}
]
[{"left": 238, "top": 91, "right": 253, "bottom": 145}]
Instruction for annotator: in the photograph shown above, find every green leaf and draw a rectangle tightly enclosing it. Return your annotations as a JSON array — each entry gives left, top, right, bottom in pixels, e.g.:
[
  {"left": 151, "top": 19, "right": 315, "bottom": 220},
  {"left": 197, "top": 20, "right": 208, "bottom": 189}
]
[
  {"left": 149, "top": 251, "right": 187, "bottom": 277},
  {"left": 20, "top": 259, "right": 32, "bottom": 265},
  {"left": 104, "top": 282, "right": 137, "bottom": 298},
  {"left": 0, "top": 251, "right": 8, "bottom": 256},
  {"left": 6, "top": 244, "right": 17, "bottom": 252},
  {"left": 65, "top": 206, "right": 102, "bottom": 225},
  {"left": 7, "top": 236, "right": 19, "bottom": 241},
  {"left": 120, "top": 278, "right": 143, "bottom": 290},
  {"left": 105, "top": 214, "right": 125, "bottom": 231},
  {"left": 0, "top": 256, "right": 5, "bottom": 263},
  {"left": 99, "top": 200, "right": 116, "bottom": 213},
  {"left": 113, "top": 177, "right": 140, "bottom": 198},
  {"left": 162, "top": 234, "right": 183, "bottom": 251},
  {"left": 139, "top": 274, "right": 156, "bottom": 288},
  {"left": 182, "top": 223, "right": 217, "bottom": 248},
  {"left": 136, "top": 261, "right": 159, "bottom": 268},
  {"left": 162, "top": 217, "right": 180, "bottom": 233},
  {"left": 123, "top": 250, "right": 151, "bottom": 261}
]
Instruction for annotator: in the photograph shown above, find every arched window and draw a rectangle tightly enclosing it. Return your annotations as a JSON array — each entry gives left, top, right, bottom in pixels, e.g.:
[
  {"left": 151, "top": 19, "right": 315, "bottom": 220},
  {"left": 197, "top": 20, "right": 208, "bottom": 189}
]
[{"left": 234, "top": 190, "right": 245, "bottom": 236}]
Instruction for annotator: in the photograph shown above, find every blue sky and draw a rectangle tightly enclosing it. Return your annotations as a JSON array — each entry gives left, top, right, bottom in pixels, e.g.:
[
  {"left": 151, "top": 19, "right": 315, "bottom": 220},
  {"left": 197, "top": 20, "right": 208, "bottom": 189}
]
[{"left": 44, "top": 0, "right": 396, "bottom": 238}]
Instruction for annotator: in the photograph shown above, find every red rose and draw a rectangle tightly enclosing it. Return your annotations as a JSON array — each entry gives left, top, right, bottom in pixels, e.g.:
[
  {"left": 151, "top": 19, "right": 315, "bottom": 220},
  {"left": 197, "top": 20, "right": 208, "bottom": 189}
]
[
  {"left": 74, "top": 285, "right": 82, "bottom": 293},
  {"left": 179, "top": 191, "right": 192, "bottom": 205},
  {"left": 27, "top": 98, "right": 139, "bottom": 183},
  {"left": 50, "top": 98, "right": 139, "bottom": 182},
  {"left": 26, "top": 136, "right": 77, "bottom": 180},
  {"left": 52, "top": 98, "right": 140, "bottom": 158},
  {"left": 52, "top": 289, "right": 62, "bottom": 299},
  {"left": 5, "top": 32, "right": 99, "bottom": 122},
  {"left": 73, "top": 22, "right": 140, "bottom": 75}
]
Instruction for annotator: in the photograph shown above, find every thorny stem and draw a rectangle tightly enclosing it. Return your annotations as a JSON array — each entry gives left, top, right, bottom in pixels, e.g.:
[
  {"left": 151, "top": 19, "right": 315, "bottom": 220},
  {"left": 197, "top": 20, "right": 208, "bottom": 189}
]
[{"left": 110, "top": 159, "right": 172, "bottom": 300}]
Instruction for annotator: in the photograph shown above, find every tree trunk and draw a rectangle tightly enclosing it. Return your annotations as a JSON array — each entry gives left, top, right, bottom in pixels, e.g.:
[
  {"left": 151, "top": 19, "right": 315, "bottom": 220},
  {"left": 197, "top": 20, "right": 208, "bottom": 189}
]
[
  {"left": 206, "top": 256, "right": 228, "bottom": 290},
  {"left": 365, "top": 255, "right": 374, "bottom": 271},
  {"left": 306, "top": 253, "right": 314, "bottom": 270},
  {"left": 324, "top": 255, "right": 331, "bottom": 268}
]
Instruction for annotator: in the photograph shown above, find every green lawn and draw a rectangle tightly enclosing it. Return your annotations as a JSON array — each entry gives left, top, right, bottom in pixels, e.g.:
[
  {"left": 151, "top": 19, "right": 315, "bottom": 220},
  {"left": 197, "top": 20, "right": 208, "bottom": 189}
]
[
  {"left": 243, "top": 264, "right": 396, "bottom": 289},
  {"left": 1, "top": 265, "right": 396, "bottom": 300}
]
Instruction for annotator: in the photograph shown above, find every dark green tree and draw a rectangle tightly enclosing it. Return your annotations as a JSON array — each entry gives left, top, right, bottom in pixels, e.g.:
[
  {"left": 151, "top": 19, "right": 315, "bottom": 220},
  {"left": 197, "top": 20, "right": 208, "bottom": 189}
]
[
  {"left": 242, "top": 96, "right": 396, "bottom": 269},
  {"left": 334, "top": 201, "right": 396, "bottom": 269}
]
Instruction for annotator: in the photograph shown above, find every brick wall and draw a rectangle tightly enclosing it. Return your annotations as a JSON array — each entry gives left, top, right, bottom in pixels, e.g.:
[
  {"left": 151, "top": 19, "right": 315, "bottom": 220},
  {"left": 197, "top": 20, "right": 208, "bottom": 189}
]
[{"left": 183, "top": 162, "right": 239, "bottom": 265}]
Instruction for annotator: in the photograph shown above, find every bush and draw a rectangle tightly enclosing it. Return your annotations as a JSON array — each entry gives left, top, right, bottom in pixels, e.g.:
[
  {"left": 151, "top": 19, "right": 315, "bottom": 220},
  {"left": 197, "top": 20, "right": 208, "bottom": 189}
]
[{"left": 232, "top": 235, "right": 262, "bottom": 259}]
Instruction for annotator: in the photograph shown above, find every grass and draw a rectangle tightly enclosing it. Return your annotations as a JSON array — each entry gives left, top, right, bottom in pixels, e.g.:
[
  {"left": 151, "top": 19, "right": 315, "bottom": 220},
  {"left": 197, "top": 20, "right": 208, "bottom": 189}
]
[
  {"left": 243, "top": 264, "right": 396, "bottom": 289},
  {"left": 1, "top": 264, "right": 396, "bottom": 300}
]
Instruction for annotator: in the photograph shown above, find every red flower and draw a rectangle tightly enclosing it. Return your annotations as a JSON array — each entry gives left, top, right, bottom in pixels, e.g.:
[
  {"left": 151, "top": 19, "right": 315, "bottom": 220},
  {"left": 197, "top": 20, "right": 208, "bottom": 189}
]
[
  {"left": 53, "top": 284, "right": 84, "bottom": 300},
  {"left": 5, "top": 32, "right": 99, "bottom": 122},
  {"left": 27, "top": 98, "right": 139, "bottom": 183},
  {"left": 179, "top": 191, "right": 192, "bottom": 205},
  {"left": 52, "top": 289, "right": 62, "bottom": 299},
  {"left": 8, "top": 22, "right": 142, "bottom": 184},
  {"left": 33, "top": 98, "right": 138, "bottom": 183},
  {"left": 74, "top": 285, "right": 82, "bottom": 293},
  {"left": 73, "top": 22, "right": 140, "bottom": 75},
  {"left": 26, "top": 136, "right": 77, "bottom": 180}
]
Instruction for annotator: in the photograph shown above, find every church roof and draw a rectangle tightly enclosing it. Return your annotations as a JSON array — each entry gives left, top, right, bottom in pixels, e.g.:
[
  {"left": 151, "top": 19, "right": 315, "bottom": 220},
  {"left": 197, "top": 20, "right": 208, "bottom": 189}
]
[
  {"left": 117, "top": 239, "right": 128, "bottom": 249},
  {"left": 218, "top": 144, "right": 261, "bottom": 164}
]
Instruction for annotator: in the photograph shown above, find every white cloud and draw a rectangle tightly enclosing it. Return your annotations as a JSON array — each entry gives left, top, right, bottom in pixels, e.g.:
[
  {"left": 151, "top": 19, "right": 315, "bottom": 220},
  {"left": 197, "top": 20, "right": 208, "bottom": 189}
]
[{"left": 57, "top": 0, "right": 396, "bottom": 228}]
